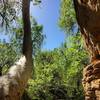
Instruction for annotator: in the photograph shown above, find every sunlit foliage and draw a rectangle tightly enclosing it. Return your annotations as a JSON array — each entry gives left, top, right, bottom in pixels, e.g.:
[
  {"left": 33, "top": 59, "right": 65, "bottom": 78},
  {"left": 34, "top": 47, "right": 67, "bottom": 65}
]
[
  {"left": 59, "top": 0, "right": 76, "bottom": 33},
  {"left": 27, "top": 34, "right": 88, "bottom": 100}
]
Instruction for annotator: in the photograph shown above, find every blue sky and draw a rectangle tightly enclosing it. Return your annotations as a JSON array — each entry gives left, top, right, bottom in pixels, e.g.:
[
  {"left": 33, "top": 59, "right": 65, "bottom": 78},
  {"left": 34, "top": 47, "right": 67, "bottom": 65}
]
[
  {"left": 0, "top": 0, "right": 66, "bottom": 50},
  {"left": 30, "top": 0, "right": 66, "bottom": 50}
]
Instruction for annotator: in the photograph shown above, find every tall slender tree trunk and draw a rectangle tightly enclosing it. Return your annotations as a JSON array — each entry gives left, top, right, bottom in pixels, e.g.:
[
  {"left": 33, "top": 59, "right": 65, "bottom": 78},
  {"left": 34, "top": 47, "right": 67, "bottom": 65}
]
[
  {"left": 0, "top": 0, "right": 33, "bottom": 99},
  {"left": 0, "top": 66, "right": 2, "bottom": 76},
  {"left": 22, "top": 0, "right": 32, "bottom": 65},
  {"left": 73, "top": 0, "right": 100, "bottom": 100}
]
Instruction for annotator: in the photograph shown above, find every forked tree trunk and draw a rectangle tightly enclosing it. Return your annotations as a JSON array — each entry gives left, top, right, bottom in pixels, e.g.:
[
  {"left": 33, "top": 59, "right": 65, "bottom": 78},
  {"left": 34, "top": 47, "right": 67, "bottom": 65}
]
[
  {"left": 0, "top": 0, "right": 32, "bottom": 99},
  {"left": 73, "top": 0, "right": 100, "bottom": 100}
]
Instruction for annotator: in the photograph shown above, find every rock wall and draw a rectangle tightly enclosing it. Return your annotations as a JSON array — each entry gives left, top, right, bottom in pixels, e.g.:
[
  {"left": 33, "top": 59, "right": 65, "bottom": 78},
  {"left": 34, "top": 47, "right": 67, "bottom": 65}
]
[
  {"left": 83, "top": 61, "right": 100, "bottom": 100},
  {"left": 73, "top": 0, "right": 100, "bottom": 99}
]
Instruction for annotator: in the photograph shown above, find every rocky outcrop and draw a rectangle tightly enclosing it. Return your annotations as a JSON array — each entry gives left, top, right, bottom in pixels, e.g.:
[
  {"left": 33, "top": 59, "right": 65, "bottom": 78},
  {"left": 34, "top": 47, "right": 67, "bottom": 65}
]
[
  {"left": 82, "top": 61, "right": 100, "bottom": 100},
  {"left": 73, "top": 0, "right": 100, "bottom": 99},
  {"left": 73, "top": 0, "right": 100, "bottom": 60}
]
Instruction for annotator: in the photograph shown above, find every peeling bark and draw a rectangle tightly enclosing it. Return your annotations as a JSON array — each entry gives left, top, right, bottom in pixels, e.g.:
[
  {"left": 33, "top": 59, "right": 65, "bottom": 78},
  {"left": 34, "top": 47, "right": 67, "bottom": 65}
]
[
  {"left": 0, "top": 56, "right": 27, "bottom": 100},
  {"left": 73, "top": 0, "right": 100, "bottom": 99},
  {"left": 0, "top": 56, "right": 31, "bottom": 100}
]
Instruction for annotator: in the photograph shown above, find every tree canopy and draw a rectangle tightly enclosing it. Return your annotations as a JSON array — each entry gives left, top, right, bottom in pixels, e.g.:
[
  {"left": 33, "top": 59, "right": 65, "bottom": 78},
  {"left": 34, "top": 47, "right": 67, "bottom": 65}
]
[{"left": 59, "top": 0, "right": 76, "bottom": 33}]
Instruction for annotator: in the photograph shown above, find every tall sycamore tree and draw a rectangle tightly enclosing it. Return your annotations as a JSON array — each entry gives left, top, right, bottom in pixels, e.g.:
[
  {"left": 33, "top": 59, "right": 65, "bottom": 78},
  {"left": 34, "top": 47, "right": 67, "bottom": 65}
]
[{"left": 0, "top": 0, "right": 34, "bottom": 99}]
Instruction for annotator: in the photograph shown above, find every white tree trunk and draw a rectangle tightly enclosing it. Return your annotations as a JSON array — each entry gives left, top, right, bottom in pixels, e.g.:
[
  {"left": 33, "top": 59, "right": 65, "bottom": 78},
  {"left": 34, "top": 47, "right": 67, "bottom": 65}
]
[{"left": 0, "top": 56, "right": 32, "bottom": 100}]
